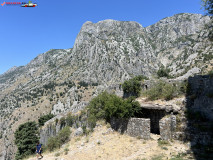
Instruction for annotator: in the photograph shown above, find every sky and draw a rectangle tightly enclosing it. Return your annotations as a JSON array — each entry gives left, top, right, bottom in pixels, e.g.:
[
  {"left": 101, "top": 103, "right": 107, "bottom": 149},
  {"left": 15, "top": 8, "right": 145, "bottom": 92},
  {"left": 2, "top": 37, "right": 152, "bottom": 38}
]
[{"left": 0, "top": 0, "right": 205, "bottom": 74}]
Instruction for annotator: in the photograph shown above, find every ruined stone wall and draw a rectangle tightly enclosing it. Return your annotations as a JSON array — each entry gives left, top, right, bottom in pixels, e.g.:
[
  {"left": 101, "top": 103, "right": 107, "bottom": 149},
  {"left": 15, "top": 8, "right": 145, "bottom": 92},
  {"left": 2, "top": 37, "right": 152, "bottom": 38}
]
[
  {"left": 141, "top": 109, "right": 166, "bottom": 134},
  {"left": 110, "top": 117, "right": 151, "bottom": 139},
  {"left": 127, "top": 118, "right": 150, "bottom": 139},
  {"left": 159, "top": 115, "right": 176, "bottom": 140}
]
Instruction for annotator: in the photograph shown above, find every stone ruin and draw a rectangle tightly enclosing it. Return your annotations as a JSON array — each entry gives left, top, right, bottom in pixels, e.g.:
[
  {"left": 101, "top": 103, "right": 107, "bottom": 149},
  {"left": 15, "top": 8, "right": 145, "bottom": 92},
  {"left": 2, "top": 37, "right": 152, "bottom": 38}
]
[{"left": 110, "top": 104, "right": 177, "bottom": 141}]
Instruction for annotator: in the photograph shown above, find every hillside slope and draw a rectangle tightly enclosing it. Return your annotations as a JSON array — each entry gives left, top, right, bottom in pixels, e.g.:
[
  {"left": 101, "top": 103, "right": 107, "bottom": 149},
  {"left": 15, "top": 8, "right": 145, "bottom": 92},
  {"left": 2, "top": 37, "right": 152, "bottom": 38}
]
[{"left": 26, "top": 123, "right": 192, "bottom": 160}]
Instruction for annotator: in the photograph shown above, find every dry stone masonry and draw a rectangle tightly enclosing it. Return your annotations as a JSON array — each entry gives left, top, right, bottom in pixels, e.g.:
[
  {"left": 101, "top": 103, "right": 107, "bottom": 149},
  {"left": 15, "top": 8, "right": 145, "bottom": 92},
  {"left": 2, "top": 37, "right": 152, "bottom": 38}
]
[
  {"left": 159, "top": 115, "right": 176, "bottom": 140},
  {"left": 110, "top": 117, "right": 151, "bottom": 139},
  {"left": 127, "top": 118, "right": 150, "bottom": 139}
]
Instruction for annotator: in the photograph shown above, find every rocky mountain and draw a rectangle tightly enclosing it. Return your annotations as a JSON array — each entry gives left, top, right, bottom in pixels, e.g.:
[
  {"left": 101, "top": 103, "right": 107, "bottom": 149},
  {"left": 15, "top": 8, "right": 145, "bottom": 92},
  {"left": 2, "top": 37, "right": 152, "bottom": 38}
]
[{"left": 0, "top": 13, "right": 212, "bottom": 160}]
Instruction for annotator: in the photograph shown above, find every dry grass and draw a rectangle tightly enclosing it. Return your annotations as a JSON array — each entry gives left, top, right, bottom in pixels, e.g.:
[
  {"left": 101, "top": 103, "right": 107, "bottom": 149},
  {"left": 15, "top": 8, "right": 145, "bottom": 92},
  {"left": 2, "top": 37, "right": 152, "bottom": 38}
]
[{"left": 26, "top": 124, "right": 191, "bottom": 160}]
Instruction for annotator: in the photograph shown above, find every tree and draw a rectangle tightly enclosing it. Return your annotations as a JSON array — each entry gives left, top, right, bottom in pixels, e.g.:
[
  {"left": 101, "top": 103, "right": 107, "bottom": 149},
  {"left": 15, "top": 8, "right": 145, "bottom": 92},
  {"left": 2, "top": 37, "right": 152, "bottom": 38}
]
[
  {"left": 58, "top": 126, "right": 71, "bottom": 144},
  {"left": 87, "top": 92, "right": 141, "bottom": 127},
  {"left": 202, "top": 0, "right": 213, "bottom": 15},
  {"left": 38, "top": 113, "right": 54, "bottom": 127},
  {"left": 157, "top": 66, "right": 170, "bottom": 78},
  {"left": 14, "top": 121, "right": 39, "bottom": 160},
  {"left": 66, "top": 113, "right": 74, "bottom": 127},
  {"left": 46, "top": 137, "right": 60, "bottom": 152},
  {"left": 122, "top": 75, "right": 147, "bottom": 97},
  {"left": 202, "top": 0, "right": 213, "bottom": 40}
]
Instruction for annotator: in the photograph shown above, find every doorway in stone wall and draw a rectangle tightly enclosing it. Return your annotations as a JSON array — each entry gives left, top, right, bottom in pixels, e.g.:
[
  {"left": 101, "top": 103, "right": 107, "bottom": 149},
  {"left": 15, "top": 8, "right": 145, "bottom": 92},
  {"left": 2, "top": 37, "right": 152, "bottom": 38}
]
[{"left": 140, "top": 109, "right": 166, "bottom": 135}]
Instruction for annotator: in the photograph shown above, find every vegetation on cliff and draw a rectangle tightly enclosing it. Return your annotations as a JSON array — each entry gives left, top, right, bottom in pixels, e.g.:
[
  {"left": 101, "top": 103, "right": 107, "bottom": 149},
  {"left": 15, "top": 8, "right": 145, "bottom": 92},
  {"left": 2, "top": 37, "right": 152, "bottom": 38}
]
[{"left": 38, "top": 113, "right": 55, "bottom": 127}]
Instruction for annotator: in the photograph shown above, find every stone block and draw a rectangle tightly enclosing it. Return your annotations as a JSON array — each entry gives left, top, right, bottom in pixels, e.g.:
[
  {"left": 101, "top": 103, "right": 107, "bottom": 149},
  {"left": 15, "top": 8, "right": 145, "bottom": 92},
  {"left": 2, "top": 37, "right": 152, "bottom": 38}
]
[{"left": 127, "top": 118, "right": 150, "bottom": 139}]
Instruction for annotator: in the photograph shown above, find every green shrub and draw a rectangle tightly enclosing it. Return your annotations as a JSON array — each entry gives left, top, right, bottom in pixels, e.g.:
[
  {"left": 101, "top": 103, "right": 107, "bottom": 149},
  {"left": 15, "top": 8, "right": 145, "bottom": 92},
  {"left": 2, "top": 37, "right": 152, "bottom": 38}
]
[
  {"left": 82, "top": 125, "right": 90, "bottom": 135},
  {"left": 60, "top": 117, "right": 66, "bottom": 126},
  {"left": 38, "top": 113, "right": 54, "bottom": 127},
  {"left": 55, "top": 118, "right": 59, "bottom": 125},
  {"left": 157, "top": 140, "right": 170, "bottom": 146},
  {"left": 151, "top": 155, "right": 165, "bottom": 160},
  {"left": 47, "top": 136, "right": 60, "bottom": 151},
  {"left": 87, "top": 92, "right": 141, "bottom": 128},
  {"left": 58, "top": 126, "right": 71, "bottom": 145},
  {"left": 47, "top": 126, "right": 71, "bottom": 152},
  {"left": 122, "top": 75, "right": 148, "bottom": 97},
  {"left": 55, "top": 152, "right": 60, "bottom": 157},
  {"left": 43, "top": 82, "right": 54, "bottom": 90},
  {"left": 143, "top": 80, "right": 184, "bottom": 101},
  {"left": 78, "top": 81, "right": 89, "bottom": 87},
  {"left": 203, "top": 53, "right": 213, "bottom": 61},
  {"left": 66, "top": 113, "right": 74, "bottom": 127},
  {"left": 170, "top": 153, "right": 187, "bottom": 160},
  {"left": 157, "top": 66, "right": 171, "bottom": 78},
  {"left": 14, "top": 121, "right": 39, "bottom": 160}
]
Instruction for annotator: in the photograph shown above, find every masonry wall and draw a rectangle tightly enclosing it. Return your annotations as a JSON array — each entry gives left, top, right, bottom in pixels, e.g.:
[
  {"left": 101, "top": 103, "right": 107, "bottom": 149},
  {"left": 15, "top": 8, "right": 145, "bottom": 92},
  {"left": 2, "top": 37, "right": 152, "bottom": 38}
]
[
  {"left": 127, "top": 118, "right": 150, "bottom": 139},
  {"left": 110, "top": 117, "right": 151, "bottom": 139},
  {"left": 140, "top": 109, "right": 166, "bottom": 134},
  {"left": 159, "top": 115, "right": 176, "bottom": 140}
]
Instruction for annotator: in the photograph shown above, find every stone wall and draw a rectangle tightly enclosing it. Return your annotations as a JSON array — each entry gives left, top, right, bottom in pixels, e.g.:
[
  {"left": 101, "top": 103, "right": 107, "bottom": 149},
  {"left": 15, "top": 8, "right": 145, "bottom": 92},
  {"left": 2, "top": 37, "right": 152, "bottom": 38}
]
[
  {"left": 110, "top": 117, "right": 151, "bottom": 139},
  {"left": 159, "top": 115, "right": 176, "bottom": 140},
  {"left": 140, "top": 109, "right": 166, "bottom": 134},
  {"left": 127, "top": 118, "right": 150, "bottom": 139}
]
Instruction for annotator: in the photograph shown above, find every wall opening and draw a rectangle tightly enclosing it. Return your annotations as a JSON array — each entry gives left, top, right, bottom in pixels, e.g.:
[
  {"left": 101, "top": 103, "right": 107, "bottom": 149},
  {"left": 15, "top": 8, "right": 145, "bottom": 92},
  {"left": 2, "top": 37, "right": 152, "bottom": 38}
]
[{"left": 139, "top": 109, "right": 166, "bottom": 134}]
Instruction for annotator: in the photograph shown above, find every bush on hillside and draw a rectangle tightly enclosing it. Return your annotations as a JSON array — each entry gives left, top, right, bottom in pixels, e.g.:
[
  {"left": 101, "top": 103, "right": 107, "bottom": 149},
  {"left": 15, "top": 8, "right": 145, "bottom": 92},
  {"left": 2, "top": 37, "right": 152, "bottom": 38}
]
[
  {"left": 47, "top": 137, "right": 60, "bottom": 152},
  {"left": 122, "top": 75, "right": 148, "bottom": 97},
  {"left": 60, "top": 117, "right": 66, "bottom": 127},
  {"left": 87, "top": 92, "right": 141, "bottom": 128},
  {"left": 78, "top": 81, "right": 89, "bottom": 87},
  {"left": 143, "top": 80, "right": 186, "bottom": 101},
  {"left": 47, "top": 126, "right": 71, "bottom": 152},
  {"left": 66, "top": 113, "right": 74, "bottom": 127},
  {"left": 58, "top": 126, "right": 71, "bottom": 144},
  {"left": 15, "top": 121, "right": 39, "bottom": 160},
  {"left": 38, "top": 113, "right": 55, "bottom": 127},
  {"left": 157, "top": 67, "right": 171, "bottom": 78}
]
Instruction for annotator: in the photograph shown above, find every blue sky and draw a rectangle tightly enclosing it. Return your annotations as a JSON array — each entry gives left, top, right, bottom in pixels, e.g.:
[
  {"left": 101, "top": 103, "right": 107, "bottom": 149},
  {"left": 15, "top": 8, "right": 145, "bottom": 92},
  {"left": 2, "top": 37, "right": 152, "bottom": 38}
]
[{"left": 0, "top": 0, "right": 205, "bottom": 74}]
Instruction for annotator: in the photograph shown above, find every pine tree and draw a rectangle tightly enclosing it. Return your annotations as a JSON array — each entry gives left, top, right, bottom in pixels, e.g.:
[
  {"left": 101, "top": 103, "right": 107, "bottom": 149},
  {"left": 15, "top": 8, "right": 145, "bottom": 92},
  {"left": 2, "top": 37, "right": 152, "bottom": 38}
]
[{"left": 14, "top": 121, "right": 39, "bottom": 160}]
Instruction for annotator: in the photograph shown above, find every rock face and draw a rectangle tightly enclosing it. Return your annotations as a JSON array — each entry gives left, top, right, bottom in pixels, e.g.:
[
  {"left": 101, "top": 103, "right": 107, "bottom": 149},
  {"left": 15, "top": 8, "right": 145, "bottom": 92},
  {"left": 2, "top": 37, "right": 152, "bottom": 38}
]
[
  {"left": 187, "top": 75, "right": 213, "bottom": 120},
  {"left": 0, "top": 13, "right": 212, "bottom": 159},
  {"left": 184, "top": 75, "right": 213, "bottom": 147},
  {"left": 74, "top": 127, "right": 83, "bottom": 136}
]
